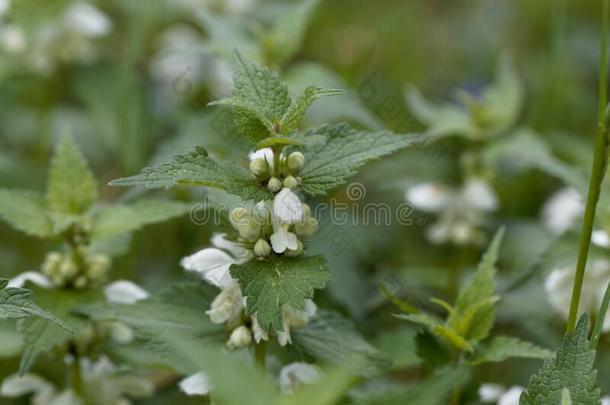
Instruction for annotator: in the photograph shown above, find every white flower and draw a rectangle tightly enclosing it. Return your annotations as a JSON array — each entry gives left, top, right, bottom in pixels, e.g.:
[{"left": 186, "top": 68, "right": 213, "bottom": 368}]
[
  {"left": 270, "top": 188, "right": 303, "bottom": 253},
  {"left": 592, "top": 230, "right": 610, "bottom": 248},
  {"left": 104, "top": 280, "right": 149, "bottom": 304},
  {"left": 461, "top": 178, "right": 498, "bottom": 212},
  {"left": 0, "top": 0, "right": 10, "bottom": 17},
  {"left": 542, "top": 187, "right": 583, "bottom": 235},
  {"left": 206, "top": 284, "right": 243, "bottom": 324},
  {"left": 227, "top": 325, "right": 252, "bottom": 349},
  {"left": 277, "top": 300, "right": 317, "bottom": 346},
  {"left": 279, "top": 362, "right": 320, "bottom": 394},
  {"left": 8, "top": 271, "right": 52, "bottom": 288},
  {"left": 249, "top": 148, "right": 274, "bottom": 166},
  {"left": 181, "top": 248, "right": 237, "bottom": 288},
  {"left": 545, "top": 259, "right": 610, "bottom": 332},
  {"left": 251, "top": 314, "right": 269, "bottom": 343},
  {"left": 64, "top": 2, "right": 112, "bottom": 37},
  {"left": 479, "top": 384, "right": 524, "bottom": 405},
  {"left": 179, "top": 372, "right": 211, "bottom": 396},
  {"left": 405, "top": 182, "right": 450, "bottom": 212},
  {"left": 0, "top": 25, "right": 26, "bottom": 53},
  {"left": 1, "top": 374, "right": 57, "bottom": 404}
]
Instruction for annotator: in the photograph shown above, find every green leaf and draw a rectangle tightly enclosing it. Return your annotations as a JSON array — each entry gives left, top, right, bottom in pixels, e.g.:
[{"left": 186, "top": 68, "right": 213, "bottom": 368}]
[
  {"left": 19, "top": 287, "right": 100, "bottom": 373},
  {"left": 292, "top": 310, "right": 390, "bottom": 375},
  {"left": 298, "top": 123, "right": 418, "bottom": 195},
  {"left": 47, "top": 135, "right": 97, "bottom": 215},
  {"left": 520, "top": 315, "right": 600, "bottom": 405},
  {"left": 449, "top": 227, "right": 504, "bottom": 343},
  {"left": 110, "top": 146, "right": 271, "bottom": 201},
  {"left": 90, "top": 199, "right": 191, "bottom": 239},
  {"left": 0, "top": 280, "right": 70, "bottom": 331},
  {"left": 0, "top": 189, "right": 53, "bottom": 237},
  {"left": 280, "top": 86, "right": 344, "bottom": 134},
  {"left": 414, "top": 330, "right": 452, "bottom": 369},
  {"left": 230, "top": 256, "right": 331, "bottom": 331},
  {"left": 470, "top": 335, "right": 551, "bottom": 364},
  {"left": 212, "top": 51, "right": 291, "bottom": 140},
  {"left": 396, "top": 312, "right": 473, "bottom": 351}
]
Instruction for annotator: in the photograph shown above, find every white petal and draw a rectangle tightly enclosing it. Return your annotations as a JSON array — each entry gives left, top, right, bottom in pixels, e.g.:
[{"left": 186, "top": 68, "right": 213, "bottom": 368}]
[
  {"left": 285, "top": 232, "right": 298, "bottom": 251},
  {"left": 270, "top": 228, "right": 288, "bottom": 254},
  {"left": 211, "top": 233, "right": 249, "bottom": 260},
  {"left": 104, "top": 281, "right": 149, "bottom": 304},
  {"left": 1, "top": 373, "right": 54, "bottom": 397},
  {"left": 479, "top": 384, "right": 505, "bottom": 402},
  {"left": 181, "top": 248, "right": 236, "bottom": 288},
  {"left": 273, "top": 188, "right": 303, "bottom": 224},
  {"left": 405, "top": 182, "right": 449, "bottom": 212},
  {"left": 206, "top": 286, "right": 243, "bottom": 324},
  {"left": 461, "top": 179, "right": 498, "bottom": 212},
  {"left": 249, "top": 148, "right": 273, "bottom": 163},
  {"left": 279, "top": 362, "right": 320, "bottom": 394},
  {"left": 542, "top": 187, "right": 583, "bottom": 235},
  {"left": 592, "top": 230, "right": 610, "bottom": 248},
  {"left": 601, "top": 396, "right": 610, "bottom": 405},
  {"left": 303, "top": 299, "right": 317, "bottom": 317},
  {"left": 8, "top": 272, "right": 51, "bottom": 288},
  {"left": 64, "top": 2, "right": 111, "bottom": 37},
  {"left": 0, "top": 0, "right": 10, "bottom": 17},
  {"left": 179, "top": 372, "right": 211, "bottom": 396},
  {"left": 251, "top": 315, "right": 269, "bottom": 343},
  {"left": 498, "top": 386, "right": 524, "bottom": 405}
]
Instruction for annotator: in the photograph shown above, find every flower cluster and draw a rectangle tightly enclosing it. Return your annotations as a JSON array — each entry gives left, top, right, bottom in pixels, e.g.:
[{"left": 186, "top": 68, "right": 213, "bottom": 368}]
[
  {"left": 40, "top": 249, "right": 110, "bottom": 289},
  {"left": 181, "top": 147, "right": 319, "bottom": 349}
]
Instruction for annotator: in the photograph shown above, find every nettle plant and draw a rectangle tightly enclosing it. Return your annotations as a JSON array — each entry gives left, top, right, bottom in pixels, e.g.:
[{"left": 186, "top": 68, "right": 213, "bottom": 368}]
[
  {"left": 0, "top": 136, "right": 190, "bottom": 402},
  {"left": 107, "top": 51, "right": 415, "bottom": 396}
]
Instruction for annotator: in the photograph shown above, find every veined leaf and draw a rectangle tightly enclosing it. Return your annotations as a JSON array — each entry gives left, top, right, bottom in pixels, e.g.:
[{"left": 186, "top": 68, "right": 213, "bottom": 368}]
[
  {"left": 298, "top": 123, "right": 418, "bottom": 195},
  {"left": 470, "top": 335, "right": 551, "bottom": 364},
  {"left": 280, "top": 86, "right": 344, "bottom": 134},
  {"left": 0, "top": 280, "right": 70, "bottom": 331},
  {"left": 110, "top": 146, "right": 271, "bottom": 201},
  {"left": 230, "top": 256, "right": 331, "bottom": 332},
  {"left": 19, "top": 287, "right": 100, "bottom": 373},
  {"left": 293, "top": 310, "right": 390, "bottom": 375},
  {"left": 0, "top": 189, "right": 53, "bottom": 237},
  {"left": 520, "top": 315, "right": 600, "bottom": 405},
  {"left": 47, "top": 135, "right": 97, "bottom": 215},
  {"left": 90, "top": 199, "right": 191, "bottom": 239}
]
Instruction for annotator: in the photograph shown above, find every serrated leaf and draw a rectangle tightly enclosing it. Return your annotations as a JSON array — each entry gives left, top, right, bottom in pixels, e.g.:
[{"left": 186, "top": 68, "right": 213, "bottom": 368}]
[
  {"left": 47, "top": 135, "right": 97, "bottom": 215},
  {"left": 298, "top": 123, "right": 418, "bottom": 195},
  {"left": 449, "top": 227, "right": 504, "bottom": 343},
  {"left": 19, "top": 287, "right": 100, "bottom": 373},
  {"left": 110, "top": 146, "right": 271, "bottom": 201},
  {"left": 396, "top": 312, "right": 473, "bottom": 351},
  {"left": 90, "top": 199, "right": 191, "bottom": 239},
  {"left": 0, "top": 280, "right": 70, "bottom": 331},
  {"left": 292, "top": 310, "right": 389, "bottom": 375},
  {"left": 0, "top": 189, "right": 53, "bottom": 237},
  {"left": 520, "top": 315, "right": 600, "bottom": 405},
  {"left": 471, "top": 335, "right": 551, "bottom": 364},
  {"left": 214, "top": 50, "right": 291, "bottom": 140},
  {"left": 77, "top": 282, "right": 223, "bottom": 373},
  {"left": 280, "top": 86, "right": 344, "bottom": 134},
  {"left": 230, "top": 256, "right": 331, "bottom": 331}
]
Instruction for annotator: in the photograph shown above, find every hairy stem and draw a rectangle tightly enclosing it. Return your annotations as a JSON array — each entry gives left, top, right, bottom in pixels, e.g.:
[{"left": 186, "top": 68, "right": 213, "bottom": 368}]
[
  {"left": 566, "top": 0, "right": 610, "bottom": 333},
  {"left": 254, "top": 341, "right": 266, "bottom": 369}
]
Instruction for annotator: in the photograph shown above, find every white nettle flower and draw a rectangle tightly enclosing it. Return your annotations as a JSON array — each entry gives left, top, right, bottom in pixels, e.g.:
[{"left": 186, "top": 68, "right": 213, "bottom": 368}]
[
  {"left": 206, "top": 284, "right": 243, "bottom": 324},
  {"left": 8, "top": 271, "right": 52, "bottom": 288},
  {"left": 406, "top": 178, "right": 497, "bottom": 245},
  {"left": 249, "top": 148, "right": 274, "bottom": 169},
  {"left": 279, "top": 362, "right": 321, "bottom": 395},
  {"left": 103, "top": 280, "right": 149, "bottom": 304},
  {"left": 479, "top": 384, "right": 524, "bottom": 405},
  {"left": 545, "top": 259, "right": 610, "bottom": 332},
  {"left": 0, "top": 374, "right": 70, "bottom": 405},
  {"left": 271, "top": 188, "right": 304, "bottom": 254},
  {"left": 542, "top": 187, "right": 583, "bottom": 235},
  {"left": 179, "top": 372, "right": 212, "bottom": 396},
  {"left": 277, "top": 299, "right": 317, "bottom": 346},
  {"left": 63, "top": 2, "right": 112, "bottom": 38}
]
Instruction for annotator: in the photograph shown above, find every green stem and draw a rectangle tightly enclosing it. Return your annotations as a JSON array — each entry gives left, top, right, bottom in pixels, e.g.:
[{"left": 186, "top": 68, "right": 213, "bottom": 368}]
[
  {"left": 272, "top": 146, "right": 282, "bottom": 178},
  {"left": 254, "top": 341, "right": 266, "bottom": 369},
  {"left": 71, "top": 350, "right": 84, "bottom": 397},
  {"left": 566, "top": 0, "right": 610, "bottom": 334}
]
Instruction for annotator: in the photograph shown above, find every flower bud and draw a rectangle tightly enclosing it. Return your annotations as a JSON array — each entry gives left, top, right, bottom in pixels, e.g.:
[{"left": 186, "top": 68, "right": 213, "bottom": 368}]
[
  {"left": 283, "top": 175, "right": 298, "bottom": 189},
  {"left": 267, "top": 177, "right": 282, "bottom": 192},
  {"left": 285, "top": 240, "right": 304, "bottom": 257},
  {"left": 229, "top": 207, "right": 250, "bottom": 228},
  {"left": 253, "top": 201, "right": 271, "bottom": 223},
  {"left": 227, "top": 325, "right": 252, "bottom": 350},
  {"left": 294, "top": 217, "right": 318, "bottom": 237},
  {"left": 287, "top": 152, "right": 305, "bottom": 172},
  {"left": 59, "top": 259, "right": 78, "bottom": 278},
  {"left": 41, "top": 252, "right": 63, "bottom": 276},
  {"left": 249, "top": 158, "right": 269, "bottom": 177},
  {"left": 87, "top": 254, "right": 111, "bottom": 280},
  {"left": 74, "top": 276, "right": 88, "bottom": 289},
  {"left": 254, "top": 239, "right": 271, "bottom": 257}
]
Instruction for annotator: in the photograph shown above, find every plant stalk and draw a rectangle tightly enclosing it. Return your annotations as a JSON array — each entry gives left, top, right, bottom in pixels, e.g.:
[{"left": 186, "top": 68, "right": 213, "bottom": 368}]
[
  {"left": 254, "top": 341, "right": 266, "bottom": 369},
  {"left": 566, "top": 0, "right": 610, "bottom": 333}
]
